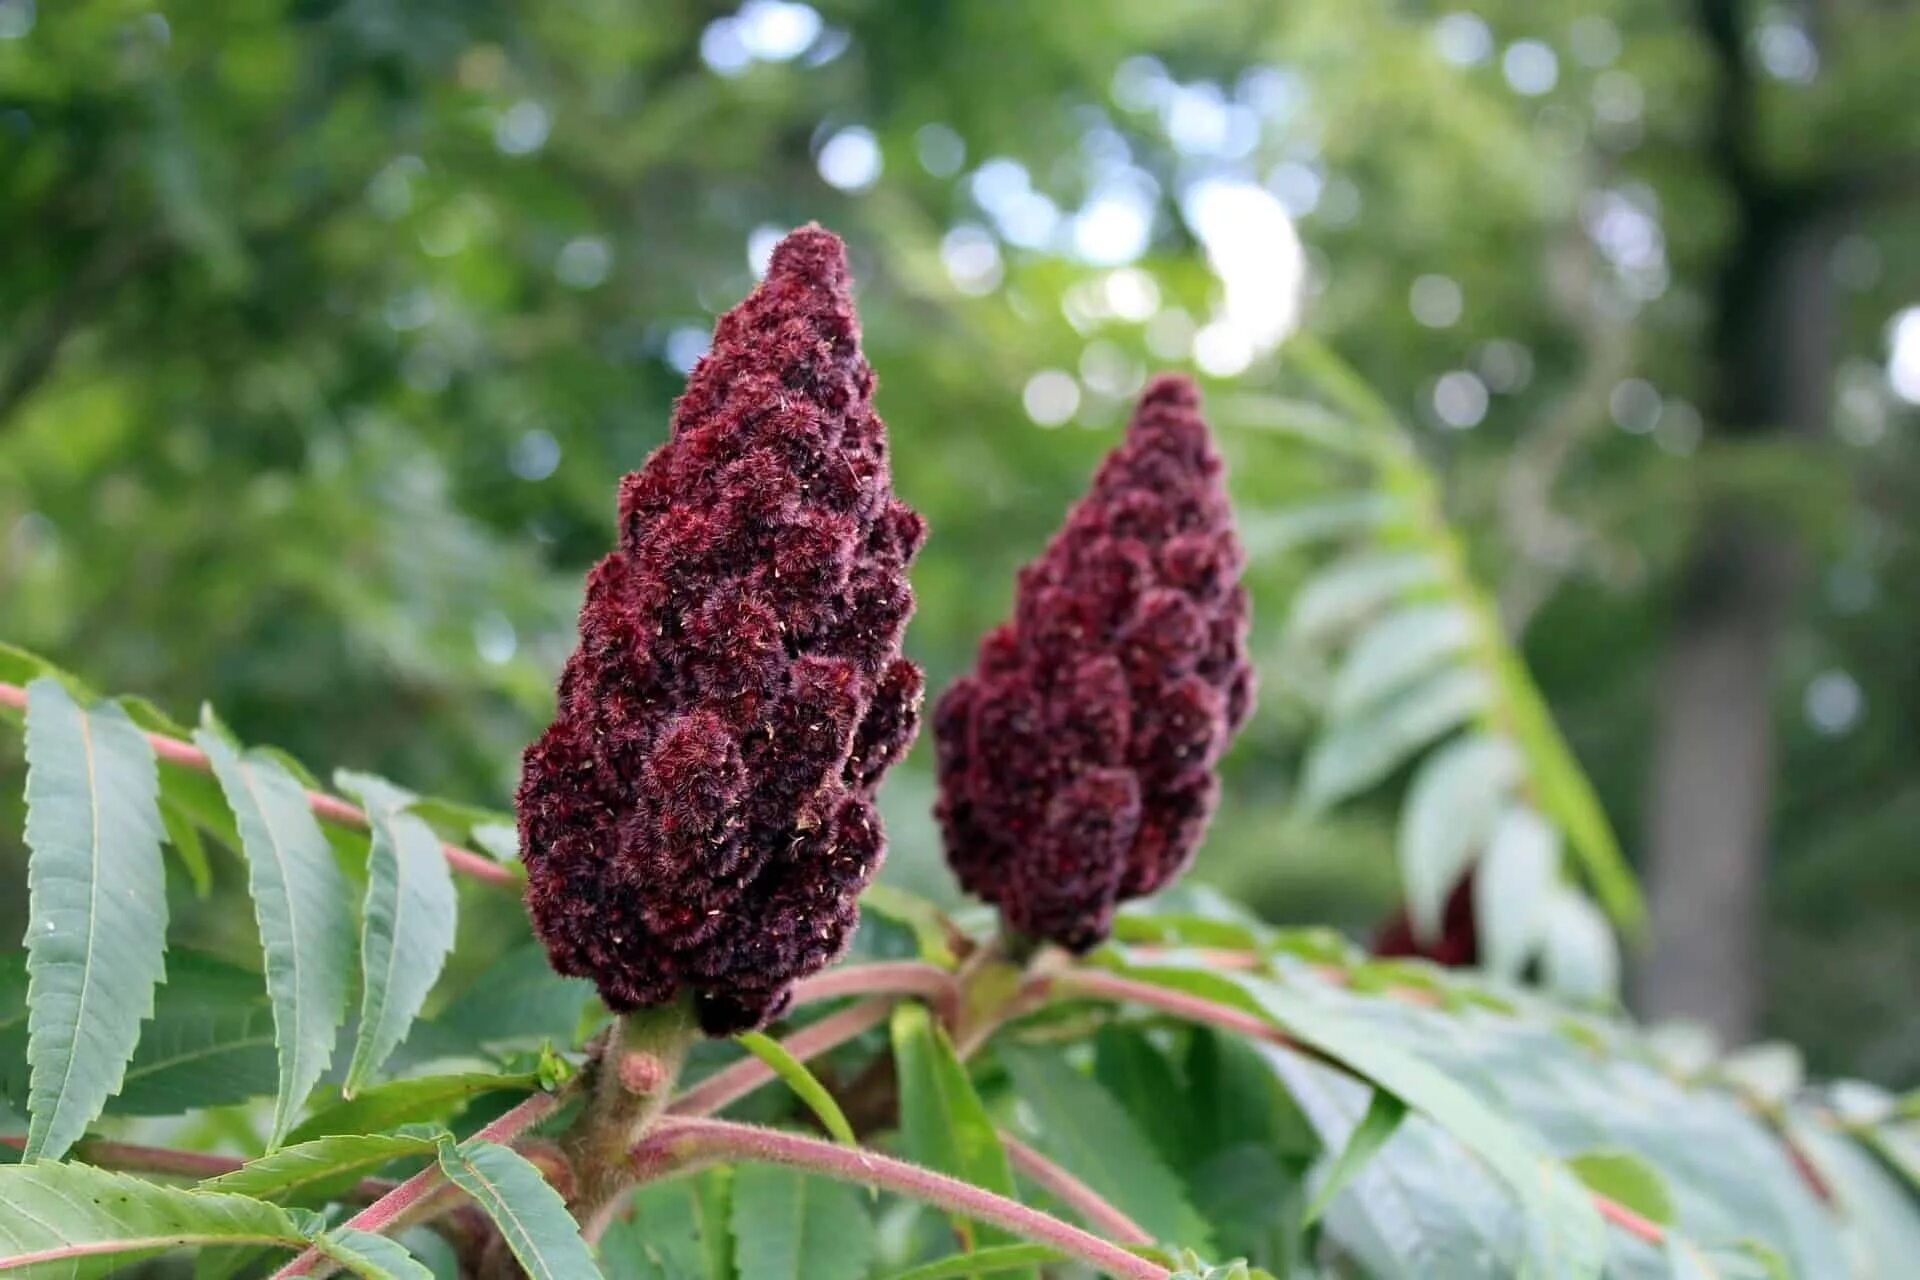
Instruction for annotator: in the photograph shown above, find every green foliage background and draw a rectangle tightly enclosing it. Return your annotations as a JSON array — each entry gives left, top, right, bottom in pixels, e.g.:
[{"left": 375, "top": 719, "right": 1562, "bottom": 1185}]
[{"left": 1, "top": 0, "right": 1916, "bottom": 1083}]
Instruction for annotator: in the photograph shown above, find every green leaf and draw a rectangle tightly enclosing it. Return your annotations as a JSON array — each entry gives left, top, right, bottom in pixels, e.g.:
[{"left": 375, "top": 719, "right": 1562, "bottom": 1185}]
[
  {"left": 0, "top": 1160, "right": 310, "bottom": 1277},
  {"left": 1473, "top": 807, "right": 1560, "bottom": 980},
  {"left": 1488, "top": 648, "right": 1644, "bottom": 935},
  {"left": 1538, "top": 889, "right": 1620, "bottom": 1002},
  {"left": 1302, "top": 1086, "right": 1407, "bottom": 1227},
  {"left": 20, "top": 678, "right": 169, "bottom": 1161},
  {"left": 1328, "top": 602, "right": 1476, "bottom": 716},
  {"left": 1104, "top": 959, "right": 1605, "bottom": 1277},
  {"left": 1565, "top": 1148, "right": 1675, "bottom": 1229},
  {"left": 1265, "top": 1049, "right": 1522, "bottom": 1277},
  {"left": 1398, "top": 734, "right": 1523, "bottom": 943},
  {"left": 728, "top": 1163, "right": 874, "bottom": 1280},
  {"left": 1286, "top": 552, "right": 1446, "bottom": 646},
  {"left": 1299, "top": 667, "right": 1491, "bottom": 812},
  {"left": 1785, "top": 1114, "right": 1920, "bottom": 1274},
  {"left": 735, "top": 1031, "right": 855, "bottom": 1145},
  {"left": 891, "top": 1002, "right": 1024, "bottom": 1259},
  {"left": 1715, "top": 1044, "right": 1804, "bottom": 1110},
  {"left": 999, "top": 1043, "right": 1214, "bottom": 1252},
  {"left": 160, "top": 798, "right": 214, "bottom": 898},
  {"left": 600, "top": 1170, "right": 734, "bottom": 1280},
  {"left": 1093, "top": 1025, "right": 1193, "bottom": 1171},
  {"left": 0, "top": 646, "right": 91, "bottom": 709},
  {"left": 883, "top": 1244, "right": 1068, "bottom": 1280},
  {"left": 196, "top": 718, "right": 355, "bottom": 1148},
  {"left": 287, "top": 1070, "right": 541, "bottom": 1145},
  {"left": 469, "top": 822, "right": 521, "bottom": 863},
  {"left": 110, "top": 952, "right": 279, "bottom": 1116},
  {"left": 436, "top": 1136, "right": 602, "bottom": 1280},
  {"left": 315, "top": 1227, "right": 437, "bottom": 1279},
  {"left": 859, "top": 884, "right": 959, "bottom": 968},
  {"left": 200, "top": 1131, "right": 441, "bottom": 1204},
  {"left": 338, "top": 773, "right": 457, "bottom": 1095}
]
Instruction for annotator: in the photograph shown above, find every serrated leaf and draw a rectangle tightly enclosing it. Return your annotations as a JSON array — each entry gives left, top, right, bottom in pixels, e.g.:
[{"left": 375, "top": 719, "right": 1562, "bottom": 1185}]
[
  {"left": 338, "top": 773, "right": 457, "bottom": 1095},
  {"left": 315, "top": 1227, "right": 436, "bottom": 1279},
  {"left": 196, "top": 719, "right": 354, "bottom": 1148},
  {"left": 1286, "top": 552, "right": 1446, "bottom": 646},
  {"left": 0, "top": 1160, "right": 310, "bottom": 1277},
  {"left": 883, "top": 1244, "right": 1068, "bottom": 1280},
  {"left": 20, "top": 678, "right": 169, "bottom": 1161},
  {"left": 1300, "top": 667, "right": 1491, "bottom": 812},
  {"left": 436, "top": 1137, "right": 602, "bottom": 1280},
  {"left": 1474, "top": 807, "right": 1560, "bottom": 980},
  {"left": 1328, "top": 602, "right": 1477, "bottom": 716},
  {"left": 1538, "top": 889, "right": 1620, "bottom": 1002},
  {"left": 1398, "top": 734, "right": 1523, "bottom": 943},
  {"left": 1566, "top": 1149, "right": 1676, "bottom": 1228},
  {"left": 1785, "top": 1114, "right": 1920, "bottom": 1274},
  {"left": 287, "top": 1070, "right": 541, "bottom": 1145},
  {"left": 200, "top": 1131, "right": 440, "bottom": 1204},
  {"left": 396, "top": 945, "right": 594, "bottom": 1067},
  {"left": 999, "top": 1043, "right": 1214, "bottom": 1252},
  {"left": 600, "top": 1170, "right": 734, "bottom": 1280},
  {"left": 1105, "top": 959, "right": 1605, "bottom": 1277},
  {"left": 736, "top": 1032, "right": 855, "bottom": 1146},
  {"left": 110, "top": 954, "right": 279, "bottom": 1116},
  {"left": 728, "top": 1164, "right": 873, "bottom": 1280},
  {"left": 891, "top": 1002, "right": 1024, "bottom": 1261},
  {"left": 1266, "top": 1049, "right": 1523, "bottom": 1278},
  {"left": 1302, "top": 1086, "right": 1407, "bottom": 1227}
]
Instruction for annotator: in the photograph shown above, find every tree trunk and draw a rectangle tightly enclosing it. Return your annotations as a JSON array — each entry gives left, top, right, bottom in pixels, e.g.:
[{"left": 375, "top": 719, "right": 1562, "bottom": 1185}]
[{"left": 1638, "top": 155, "right": 1835, "bottom": 1040}]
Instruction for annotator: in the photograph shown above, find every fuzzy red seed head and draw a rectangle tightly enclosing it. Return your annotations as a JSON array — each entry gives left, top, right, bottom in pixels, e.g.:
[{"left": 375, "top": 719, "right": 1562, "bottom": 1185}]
[
  {"left": 934, "top": 375, "right": 1254, "bottom": 951},
  {"left": 516, "top": 225, "right": 925, "bottom": 1034}
]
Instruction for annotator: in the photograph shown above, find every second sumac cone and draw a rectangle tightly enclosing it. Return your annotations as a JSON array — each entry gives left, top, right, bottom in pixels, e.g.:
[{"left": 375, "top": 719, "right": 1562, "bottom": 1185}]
[
  {"left": 517, "top": 226, "right": 926, "bottom": 1034},
  {"left": 935, "top": 374, "right": 1254, "bottom": 951}
]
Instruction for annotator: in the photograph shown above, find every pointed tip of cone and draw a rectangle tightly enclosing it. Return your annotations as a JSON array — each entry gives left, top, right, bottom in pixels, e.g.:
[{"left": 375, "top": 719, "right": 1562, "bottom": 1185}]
[
  {"left": 764, "top": 222, "right": 851, "bottom": 293},
  {"left": 1138, "top": 371, "right": 1202, "bottom": 411}
]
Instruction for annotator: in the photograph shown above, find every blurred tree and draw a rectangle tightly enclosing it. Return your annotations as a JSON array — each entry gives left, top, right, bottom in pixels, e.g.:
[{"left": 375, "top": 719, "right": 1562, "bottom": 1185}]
[{"left": 0, "top": 0, "right": 1915, "bottom": 1077}]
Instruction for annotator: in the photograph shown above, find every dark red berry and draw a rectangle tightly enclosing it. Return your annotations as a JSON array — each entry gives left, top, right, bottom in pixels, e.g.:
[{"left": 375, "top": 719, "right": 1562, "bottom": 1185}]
[
  {"left": 517, "top": 226, "right": 926, "bottom": 1034},
  {"left": 934, "top": 375, "right": 1254, "bottom": 951}
]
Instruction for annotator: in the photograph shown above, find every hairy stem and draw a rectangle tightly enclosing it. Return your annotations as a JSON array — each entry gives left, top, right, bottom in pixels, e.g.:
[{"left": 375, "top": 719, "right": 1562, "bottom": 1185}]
[
  {"left": 998, "top": 1130, "right": 1154, "bottom": 1246},
  {"left": 0, "top": 681, "right": 512, "bottom": 887},
  {"left": 560, "top": 1000, "right": 701, "bottom": 1242},
  {"left": 633, "top": 1117, "right": 1170, "bottom": 1280},
  {"left": 272, "top": 1090, "right": 561, "bottom": 1278},
  {"left": 670, "top": 996, "right": 895, "bottom": 1118}
]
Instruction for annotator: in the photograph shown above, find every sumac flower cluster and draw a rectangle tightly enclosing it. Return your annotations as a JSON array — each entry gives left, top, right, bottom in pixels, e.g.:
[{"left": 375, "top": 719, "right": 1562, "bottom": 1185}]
[
  {"left": 933, "top": 375, "right": 1255, "bottom": 951},
  {"left": 517, "top": 226, "right": 925, "bottom": 1034}
]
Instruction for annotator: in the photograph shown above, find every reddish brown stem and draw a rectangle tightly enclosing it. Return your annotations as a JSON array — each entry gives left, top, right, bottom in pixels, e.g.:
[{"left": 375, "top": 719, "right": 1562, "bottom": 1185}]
[
  {"left": 0, "top": 681, "right": 513, "bottom": 887},
  {"left": 999, "top": 1130, "right": 1155, "bottom": 1246},
  {"left": 670, "top": 996, "right": 895, "bottom": 1118},
  {"left": 633, "top": 1117, "right": 1170, "bottom": 1280},
  {"left": 272, "top": 1091, "right": 560, "bottom": 1277},
  {"left": 792, "top": 961, "right": 958, "bottom": 1011},
  {"left": 1592, "top": 1193, "right": 1666, "bottom": 1245}
]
